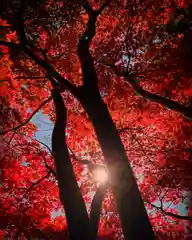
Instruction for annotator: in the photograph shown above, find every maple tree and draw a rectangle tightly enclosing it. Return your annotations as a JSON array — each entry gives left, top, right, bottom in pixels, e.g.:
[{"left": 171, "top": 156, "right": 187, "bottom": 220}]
[{"left": 0, "top": 0, "right": 192, "bottom": 239}]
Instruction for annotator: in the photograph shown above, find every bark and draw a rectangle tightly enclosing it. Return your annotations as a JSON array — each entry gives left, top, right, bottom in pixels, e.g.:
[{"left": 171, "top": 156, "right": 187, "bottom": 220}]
[
  {"left": 108, "top": 63, "right": 192, "bottom": 120},
  {"left": 126, "top": 74, "right": 192, "bottom": 120},
  {"left": 90, "top": 183, "right": 107, "bottom": 237},
  {"left": 147, "top": 201, "right": 192, "bottom": 221},
  {"left": 77, "top": 1, "right": 156, "bottom": 239},
  {"left": 0, "top": 96, "right": 52, "bottom": 135},
  {"left": 79, "top": 90, "right": 156, "bottom": 240},
  {"left": 51, "top": 89, "right": 93, "bottom": 240}
]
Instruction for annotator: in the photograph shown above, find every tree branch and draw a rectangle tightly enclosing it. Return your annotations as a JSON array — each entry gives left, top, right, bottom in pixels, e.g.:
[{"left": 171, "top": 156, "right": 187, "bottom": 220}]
[
  {"left": 33, "top": 138, "right": 52, "bottom": 156},
  {"left": 29, "top": 144, "right": 56, "bottom": 177},
  {"left": 90, "top": 183, "right": 107, "bottom": 237},
  {"left": 0, "top": 96, "right": 52, "bottom": 135},
  {"left": 10, "top": 143, "right": 56, "bottom": 177},
  {"left": 0, "top": 41, "right": 79, "bottom": 97},
  {"left": 95, "top": 0, "right": 112, "bottom": 16},
  {"left": 14, "top": 76, "right": 47, "bottom": 80},
  {"left": 78, "top": 1, "right": 111, "bottom": 91},
  {"left": 126, "top": 74, "right": 192, "bottom": 120},
  {"left": 41, "top": 50, "right": 57, "bottom": 88},
  {"left": 23, "top": 45, "right": 78, "bottom": 94},
  {"left": 16, "top": 132, "right": 53, "bottom": 155},
  {"left": 17, "top": 0, "right": 27, "bottom": 45},
  {"left": 68, "top": 146, "right": 90, "bottom": 165},
  {"left": 146, "top": 201, "right": 192, "bottom": 221},
  {"left": 19, "top": 171, "right": 51, "bottom": 201},
  {"left": 103, "top": 62, "right": 192, "bottom": 120}
]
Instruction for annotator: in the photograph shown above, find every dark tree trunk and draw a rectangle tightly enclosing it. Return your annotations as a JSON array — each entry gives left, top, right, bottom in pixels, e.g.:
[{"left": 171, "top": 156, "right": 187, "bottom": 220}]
[
  {"left": 51, "top": 89, "right": 93, "bottom": 240},
  {"left": 75, "top": 1, "right": 156, "bottom": 238},
  {"left": 79, "top": 88, "right": 156, "bottom": 240},
  {"left": 90, "top": 183, "right": 107, "bottom": 238}
]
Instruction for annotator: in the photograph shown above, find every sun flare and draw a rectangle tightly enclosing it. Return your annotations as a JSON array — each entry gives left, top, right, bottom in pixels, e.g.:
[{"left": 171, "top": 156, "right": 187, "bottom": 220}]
[{"left": 92, "top": 167, "right": 108, "bottom": 183}]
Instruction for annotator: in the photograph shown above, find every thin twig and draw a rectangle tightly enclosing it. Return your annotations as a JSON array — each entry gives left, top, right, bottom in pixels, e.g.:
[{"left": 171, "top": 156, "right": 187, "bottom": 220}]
[
  {"left": 0, "top": 96, "right": 52, "bottom": 135},
  {"left": 146, "top": 200, "right": 192, "bottom": 221},
  {"left": 19, "top": 171, "right": 51, "bottom": 201}
]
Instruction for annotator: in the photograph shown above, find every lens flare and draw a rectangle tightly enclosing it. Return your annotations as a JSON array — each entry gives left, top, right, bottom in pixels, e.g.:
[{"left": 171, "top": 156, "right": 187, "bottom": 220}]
[{"left": 92, "top": 167, "right": 108, "bottom": 183}]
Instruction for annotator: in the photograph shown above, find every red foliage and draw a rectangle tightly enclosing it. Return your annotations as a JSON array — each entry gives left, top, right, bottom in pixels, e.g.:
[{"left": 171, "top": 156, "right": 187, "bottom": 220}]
[{"left": 0, "top": 0, "right": 192, "bottom": 239}]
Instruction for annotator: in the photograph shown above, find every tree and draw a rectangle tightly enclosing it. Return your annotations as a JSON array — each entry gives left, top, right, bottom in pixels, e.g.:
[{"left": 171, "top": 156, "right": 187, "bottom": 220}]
[{"left": 0, "top": 0, "right": 192, "bottom": 239}]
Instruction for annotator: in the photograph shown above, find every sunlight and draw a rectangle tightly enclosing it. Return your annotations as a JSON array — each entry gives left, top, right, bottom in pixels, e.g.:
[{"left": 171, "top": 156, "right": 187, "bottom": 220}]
[{"left": 92, "top": 166, "right": 108, "bottom": 184}]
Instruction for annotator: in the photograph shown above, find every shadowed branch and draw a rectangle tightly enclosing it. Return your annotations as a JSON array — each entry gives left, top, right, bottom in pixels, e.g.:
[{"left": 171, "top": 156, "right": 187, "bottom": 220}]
[
  {"left": 102, "top": 62, "right": 192, "bottom": 120},
  {"left": 90, "top": 184, "right": 107, "bottom": 237},
  {"left": 0, "top": 96, "right": 52, "bottom": 135},
  {"left": 146, "top": 200, "right": 192, "bottom": 221},
  {"left": 78, "top": 1, "right": 111, "bottom": 91}
]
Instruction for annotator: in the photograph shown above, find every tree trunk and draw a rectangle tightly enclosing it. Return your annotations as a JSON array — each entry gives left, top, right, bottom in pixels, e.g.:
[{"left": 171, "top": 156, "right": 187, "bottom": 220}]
[
  {"left": 79, "top": 88, "right": 156, "bottom": 240},
  {"left": 51, "top": 90, "right": 93, "bottom": 240},
  {"left": 90, "top": 183, "right": 107, "bottom": 237}
]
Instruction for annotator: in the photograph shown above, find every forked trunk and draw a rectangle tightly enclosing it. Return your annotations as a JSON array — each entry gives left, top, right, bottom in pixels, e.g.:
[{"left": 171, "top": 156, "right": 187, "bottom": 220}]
[{"left": 80, "top": 89, "right": 156, "bottom": 240}]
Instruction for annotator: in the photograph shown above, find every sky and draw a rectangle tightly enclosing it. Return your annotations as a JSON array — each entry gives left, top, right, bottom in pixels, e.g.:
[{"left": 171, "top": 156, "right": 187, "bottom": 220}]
[{"left": 31, "top": 111, "right": 53, "bottom": 149}]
